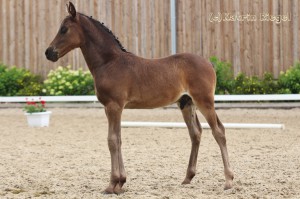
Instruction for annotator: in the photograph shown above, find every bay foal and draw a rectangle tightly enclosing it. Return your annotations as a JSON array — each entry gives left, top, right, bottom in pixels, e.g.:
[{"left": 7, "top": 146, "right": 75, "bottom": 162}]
[{"left": 45, "top": 2, "right": 233, "bottom": 194}]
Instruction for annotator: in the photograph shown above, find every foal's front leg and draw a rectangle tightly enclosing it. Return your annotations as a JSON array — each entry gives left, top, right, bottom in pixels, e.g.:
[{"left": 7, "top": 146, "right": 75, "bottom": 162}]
[{"left": 104, "top": 104, "right": 126, "bottom": 194}]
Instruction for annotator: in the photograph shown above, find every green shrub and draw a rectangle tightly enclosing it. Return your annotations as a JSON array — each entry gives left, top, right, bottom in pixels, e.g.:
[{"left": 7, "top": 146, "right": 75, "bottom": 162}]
[
  {"left": 231, "top": 72, "right": 279, "bottom": 94},
  {"left": 0, "top": 64, "right": 43, "bottom": 96},
  {"left": 278, "top": 62, "right": 300, "bottom": 94},
  {"left": 232, "top": 73, "right": 263, "bottom": 94},
  {"left": 0, "top": 64, "right": 6, "bottom": 73},
  {"left": 210, "top": 57, "right": 288, "bottom": 94},
  {"left": 43, "top": 66, "right": 94, "bottom": 95},
  {"left": 210, "top": 57, "right": 234, "bottom": 94},
  {"left": 261, "top": 73, "right": 279, "bottom": 94}
]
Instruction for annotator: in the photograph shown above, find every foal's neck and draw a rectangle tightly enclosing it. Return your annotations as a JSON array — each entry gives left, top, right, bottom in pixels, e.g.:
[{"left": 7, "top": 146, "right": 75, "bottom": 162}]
[{"left": 79, "top": 16, "right": 124, "bottom": 73}]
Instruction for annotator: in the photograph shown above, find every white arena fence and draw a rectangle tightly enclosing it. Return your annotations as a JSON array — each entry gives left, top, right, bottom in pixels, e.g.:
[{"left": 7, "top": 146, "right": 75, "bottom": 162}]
[
  {"left": 1, "top": 94, "right": 298, "bottom": 129},
  {"left": 121, "top": 121, "right": 285, "bottom": 129},
  {"left": 0, "top": 94, "right": 300, "bottom": 103}
]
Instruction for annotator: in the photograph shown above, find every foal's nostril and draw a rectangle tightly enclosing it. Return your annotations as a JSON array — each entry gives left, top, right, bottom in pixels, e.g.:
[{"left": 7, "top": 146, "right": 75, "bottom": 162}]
[
  {"left": 45, "top": 47, "right": 58, "bottom": 62},
  {"left": 45, "top": 49, "right": 49, "bottom": 56},
  {"left": 45, "top": 47, "right": 53, "bottom": 57}
]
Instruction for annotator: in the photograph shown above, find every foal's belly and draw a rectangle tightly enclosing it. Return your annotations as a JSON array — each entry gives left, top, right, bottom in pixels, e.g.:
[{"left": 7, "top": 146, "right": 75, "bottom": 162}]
[
  {"left": 125, "top": 100, "right": 175, "bottom": 109},
  {"left": 125, "top": 91, "right": 185, "bottom": 109}
]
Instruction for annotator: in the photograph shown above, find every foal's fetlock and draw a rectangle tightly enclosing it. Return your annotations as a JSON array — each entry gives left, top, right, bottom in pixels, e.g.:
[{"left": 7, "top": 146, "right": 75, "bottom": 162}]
[{"left": 119, "top": 176, "right": 126, "bottom": 186}]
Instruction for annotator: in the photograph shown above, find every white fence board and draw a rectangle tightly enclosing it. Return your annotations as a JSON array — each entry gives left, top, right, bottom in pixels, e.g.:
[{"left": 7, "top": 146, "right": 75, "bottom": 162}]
[{"left": 1, "top": 94, "right": 300, "bottom": 103}]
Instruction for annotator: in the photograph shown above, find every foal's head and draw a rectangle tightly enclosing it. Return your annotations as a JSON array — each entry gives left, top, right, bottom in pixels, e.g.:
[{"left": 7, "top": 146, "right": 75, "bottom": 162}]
[{"left": 45, "top": 2, "right": 84, "bottom": 62}]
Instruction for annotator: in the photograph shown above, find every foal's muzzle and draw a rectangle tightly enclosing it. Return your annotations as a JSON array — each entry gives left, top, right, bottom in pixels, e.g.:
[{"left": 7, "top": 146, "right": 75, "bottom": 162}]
[{"left": 45, "top": 47, "right": 59, "bottom": 62}]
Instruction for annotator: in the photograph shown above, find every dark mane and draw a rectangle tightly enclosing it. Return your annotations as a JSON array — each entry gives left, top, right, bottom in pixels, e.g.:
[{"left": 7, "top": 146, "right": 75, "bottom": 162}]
[{"left": 79, "top": 13, "right": 127, "bottom": 52}]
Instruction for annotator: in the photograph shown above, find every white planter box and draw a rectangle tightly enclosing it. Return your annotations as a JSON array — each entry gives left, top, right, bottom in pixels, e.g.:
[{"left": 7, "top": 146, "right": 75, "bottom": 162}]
[{"left": 25, "top": 111, "right": 52, "bottom": 127}]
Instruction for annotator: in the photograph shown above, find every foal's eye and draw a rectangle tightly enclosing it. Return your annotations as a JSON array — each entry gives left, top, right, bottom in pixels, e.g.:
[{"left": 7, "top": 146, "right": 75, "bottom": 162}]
[{"left": 60, "top": 26, "right": 68, "bottom": 34}]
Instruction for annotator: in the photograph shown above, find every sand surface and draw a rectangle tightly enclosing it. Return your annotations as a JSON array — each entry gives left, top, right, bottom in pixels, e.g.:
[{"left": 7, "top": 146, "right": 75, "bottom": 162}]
[{"left": 0, "top": 107, "right": 299, "bottom": 199}]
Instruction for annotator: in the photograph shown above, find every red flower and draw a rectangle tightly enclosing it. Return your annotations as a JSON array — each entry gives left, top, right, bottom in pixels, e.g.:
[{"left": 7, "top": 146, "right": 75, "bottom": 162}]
[
  {"left": 41, "top": 100, "right": 46, "bottom": 107},
  {"left": 24, "top": 98, "right": 47, "bottom": 113}
]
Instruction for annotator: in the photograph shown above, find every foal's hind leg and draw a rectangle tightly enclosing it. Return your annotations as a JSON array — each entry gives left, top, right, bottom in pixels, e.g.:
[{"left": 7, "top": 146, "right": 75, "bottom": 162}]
[
  {"left": 177, "top": 95, "right": 202, "bottom": 184},
  {"left": 195, "top": 98, "right": 234, "bottom": 190}
]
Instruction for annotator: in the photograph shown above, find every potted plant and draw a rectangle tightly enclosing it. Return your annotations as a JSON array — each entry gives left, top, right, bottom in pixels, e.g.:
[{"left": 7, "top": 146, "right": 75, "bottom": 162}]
[{"left": 24, "top": 98, "right": 52, "bottom": 127}]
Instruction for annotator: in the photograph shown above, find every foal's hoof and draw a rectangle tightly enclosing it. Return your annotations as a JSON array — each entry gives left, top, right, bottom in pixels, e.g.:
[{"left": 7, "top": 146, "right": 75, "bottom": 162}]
[
  {"left": 102, "top": 189, "right": 124, "bottom": 195},
  {"left": 224, "top": 181, "right": 233, "bottom": 190},
  {"left": 181, "top": 178, "right": 192, "bottom": 185},
  {"left": 113, "top": 183, "right": 125, "bottom": 194},
  {"left": 102, "top": 184, "right": 125, "bottom": 195},
  {"left": 102, "top": 187, "right": 114, "bottom": 195},
  {"left": 103, "top": 186, "right": 115, "bottom": 194}
]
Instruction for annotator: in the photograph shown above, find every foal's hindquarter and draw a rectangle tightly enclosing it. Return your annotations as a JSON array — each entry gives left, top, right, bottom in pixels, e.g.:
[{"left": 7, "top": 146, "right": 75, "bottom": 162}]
[{"left": 94, "top": 53, "right": 234, "bottom": 193}]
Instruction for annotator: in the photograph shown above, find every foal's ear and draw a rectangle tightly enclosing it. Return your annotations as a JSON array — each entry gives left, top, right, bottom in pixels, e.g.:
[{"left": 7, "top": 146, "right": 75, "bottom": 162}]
[{"left": 67, "top": 2, "right": 76, "bottom": 18}]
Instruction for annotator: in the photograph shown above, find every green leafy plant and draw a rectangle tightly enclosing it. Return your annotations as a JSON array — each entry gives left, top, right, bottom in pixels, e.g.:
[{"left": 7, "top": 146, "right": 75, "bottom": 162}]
[
  {"left": 209, "top": 57, "right": 300, "bottom": 94},
  {"left": 231, "top": 72, "right": 280, "bottom": 94},
  {"left": 42, "top": 66, "right": 95, "bottom": 95},
  {"left": 261, "top": 73, "right": 279, "bottom": 94},
  {"left": 278, "top": 62, "right": 300, "bottom": 94},
  {"left": 23, "top": 98, "right": 47, "bottom": 113},
  {"left": 210, "top": 56, "right": 234, "bottom": 94},
  {"left": 0, "top": 64, "right": 43, "bottom": 96},
  {"left": 231, "top": 73, "right": 262, "bottom": 94}
]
